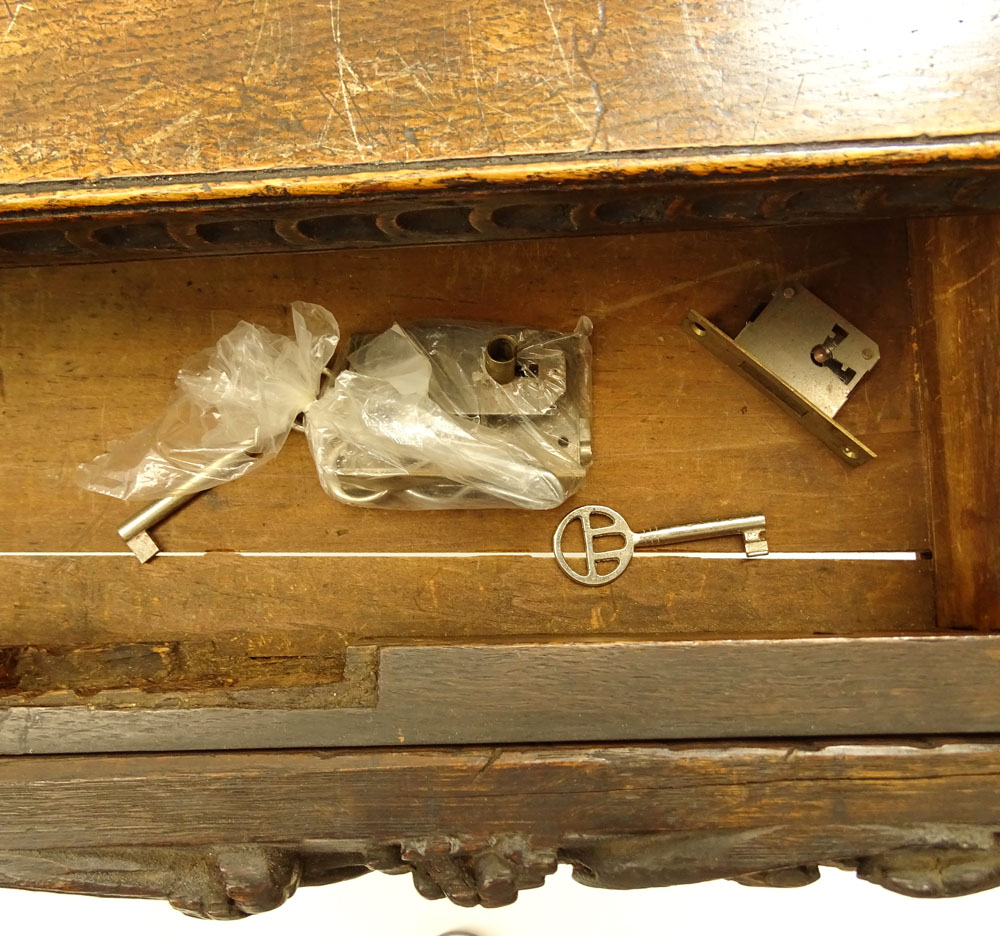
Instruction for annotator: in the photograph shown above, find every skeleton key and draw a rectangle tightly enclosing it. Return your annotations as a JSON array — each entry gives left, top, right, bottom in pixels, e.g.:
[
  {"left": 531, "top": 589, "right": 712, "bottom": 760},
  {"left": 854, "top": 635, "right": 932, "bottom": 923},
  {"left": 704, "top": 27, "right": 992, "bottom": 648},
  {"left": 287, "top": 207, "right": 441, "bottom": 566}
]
[{"left": 553, "top": 505, "right": 768, "bottom": 586}]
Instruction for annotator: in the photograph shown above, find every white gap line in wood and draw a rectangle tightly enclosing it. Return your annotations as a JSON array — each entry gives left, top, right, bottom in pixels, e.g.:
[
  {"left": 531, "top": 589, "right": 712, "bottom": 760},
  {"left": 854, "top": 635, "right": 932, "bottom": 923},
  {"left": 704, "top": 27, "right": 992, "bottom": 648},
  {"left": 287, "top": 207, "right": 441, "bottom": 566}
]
[{"left": 0, "top": 551, "right": 923, "bottom": 560}]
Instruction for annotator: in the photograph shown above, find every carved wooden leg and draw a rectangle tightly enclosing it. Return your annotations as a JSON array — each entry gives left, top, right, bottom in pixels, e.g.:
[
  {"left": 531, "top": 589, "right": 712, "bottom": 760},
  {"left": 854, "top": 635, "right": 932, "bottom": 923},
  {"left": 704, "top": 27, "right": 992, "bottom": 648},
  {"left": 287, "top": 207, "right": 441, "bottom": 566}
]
[
  {"left": 855, "top": 847, "right": 1000, "bottom": 899},
  {"left": 0, "top": 846, "right": 307, "bottom": 921},
  {"left": 3, "top": 840, "right": 1000, "bottom": 918},
  {"left": 401, "top": 837, "right": 558, "bottom": 908}
]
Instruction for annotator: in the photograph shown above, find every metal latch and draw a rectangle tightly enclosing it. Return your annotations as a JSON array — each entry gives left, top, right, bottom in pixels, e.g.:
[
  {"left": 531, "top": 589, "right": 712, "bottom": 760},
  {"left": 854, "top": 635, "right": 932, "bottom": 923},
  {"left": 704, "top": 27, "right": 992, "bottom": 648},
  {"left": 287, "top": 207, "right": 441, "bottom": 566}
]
[{"left": 685, "top": 284, "right": 880, "bottom": 466}]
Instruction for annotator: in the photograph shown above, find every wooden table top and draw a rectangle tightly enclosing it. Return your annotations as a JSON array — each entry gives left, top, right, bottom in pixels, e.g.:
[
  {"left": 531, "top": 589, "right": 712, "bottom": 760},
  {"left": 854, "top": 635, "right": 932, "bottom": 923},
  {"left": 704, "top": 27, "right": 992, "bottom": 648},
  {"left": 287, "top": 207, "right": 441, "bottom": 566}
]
[{"left": 2, "top": 0, "right": 1000, "bottom": 216}]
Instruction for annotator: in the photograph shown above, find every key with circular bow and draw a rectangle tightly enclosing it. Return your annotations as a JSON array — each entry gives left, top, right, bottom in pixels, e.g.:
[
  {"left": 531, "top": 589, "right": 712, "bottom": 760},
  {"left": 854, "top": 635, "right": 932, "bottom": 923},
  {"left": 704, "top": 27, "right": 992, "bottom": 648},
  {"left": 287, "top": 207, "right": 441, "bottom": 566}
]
[{"left": 553, "top": 505, "right": 768, "bottom": 585}]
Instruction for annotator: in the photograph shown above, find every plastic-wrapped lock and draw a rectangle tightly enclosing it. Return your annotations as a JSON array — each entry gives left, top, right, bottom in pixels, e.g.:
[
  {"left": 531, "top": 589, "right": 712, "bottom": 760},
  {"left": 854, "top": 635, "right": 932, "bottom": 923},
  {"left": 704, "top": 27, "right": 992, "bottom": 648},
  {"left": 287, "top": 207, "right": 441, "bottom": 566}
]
[{"left": 306, "top": 318, "right": 593, "bottom": 510}]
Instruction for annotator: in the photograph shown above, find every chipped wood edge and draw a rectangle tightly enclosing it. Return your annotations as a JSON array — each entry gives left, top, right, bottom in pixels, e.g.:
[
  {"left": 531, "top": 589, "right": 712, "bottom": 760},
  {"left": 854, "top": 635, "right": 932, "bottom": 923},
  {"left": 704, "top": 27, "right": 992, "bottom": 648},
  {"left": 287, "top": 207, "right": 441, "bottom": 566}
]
[{"left": 3, "top": 635, "right": 1000, "bottom": 754}]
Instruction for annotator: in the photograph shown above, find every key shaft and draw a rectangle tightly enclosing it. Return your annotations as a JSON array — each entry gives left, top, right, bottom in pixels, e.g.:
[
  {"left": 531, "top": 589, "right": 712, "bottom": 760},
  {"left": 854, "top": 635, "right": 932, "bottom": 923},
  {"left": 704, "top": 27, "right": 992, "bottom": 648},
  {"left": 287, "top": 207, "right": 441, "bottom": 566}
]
[{"left": 633, "top": 515, "right": 766, "bottom": 549}]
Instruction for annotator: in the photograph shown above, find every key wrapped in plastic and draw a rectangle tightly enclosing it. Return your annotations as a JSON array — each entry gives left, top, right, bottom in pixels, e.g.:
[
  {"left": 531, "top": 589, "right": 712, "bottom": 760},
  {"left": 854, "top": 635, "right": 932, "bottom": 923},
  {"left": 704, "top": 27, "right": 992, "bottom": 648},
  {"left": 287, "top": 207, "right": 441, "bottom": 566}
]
[
  {"left": 77, "top": 302, "right": 339, "bottom": 500},
  {"left": 306, "top": 317, "right": 593, "bottom": 509}
]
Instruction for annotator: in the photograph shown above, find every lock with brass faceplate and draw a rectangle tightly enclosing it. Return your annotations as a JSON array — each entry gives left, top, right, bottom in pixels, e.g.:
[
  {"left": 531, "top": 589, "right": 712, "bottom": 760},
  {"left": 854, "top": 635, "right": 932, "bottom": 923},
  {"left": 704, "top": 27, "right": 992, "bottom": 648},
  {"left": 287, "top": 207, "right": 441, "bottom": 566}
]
[{"left": 685, "top": 284, "right": 880, "bottom": 466}]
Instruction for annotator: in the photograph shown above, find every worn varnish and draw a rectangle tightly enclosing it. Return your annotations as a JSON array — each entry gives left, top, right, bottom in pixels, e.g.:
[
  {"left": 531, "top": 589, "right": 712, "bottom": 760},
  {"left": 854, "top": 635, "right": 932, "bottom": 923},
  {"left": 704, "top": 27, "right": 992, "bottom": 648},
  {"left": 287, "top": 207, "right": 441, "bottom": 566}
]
[
  {"left": 3, "top": 1, "right": 1000, "bottom": 185},
  {"left": 2, "top": 0, "right": 1000, "bottom": 244}
]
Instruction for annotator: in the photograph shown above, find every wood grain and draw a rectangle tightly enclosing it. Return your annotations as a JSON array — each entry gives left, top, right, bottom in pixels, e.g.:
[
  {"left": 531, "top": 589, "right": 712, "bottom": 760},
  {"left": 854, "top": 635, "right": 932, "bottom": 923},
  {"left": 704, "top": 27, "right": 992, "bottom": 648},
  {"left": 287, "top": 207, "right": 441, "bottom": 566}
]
[
  {"left": 2, "top": 636, "right": 998, "bottom": 754},
  {"left": 0, "top": 555, "right": 935, "bottom": 649},
  {"left": 909, "top": 216, "right": 1000, "bottom": 631},
  {"left": 3, "top": 1, "right": 1000, "bottom": 270},
  {"left": 2, "top": 0, "right": 1000, "bottom": 200},
  {"left": 2, "top": 740, "right": 1000, "bottom": 914},
  {"left": 0, "top": 223, "right": 929, "bottom": 555},
  {"left": 0, "top": 223, "right": 937, "bottom": 679},
  {"left": 2, "top": 739, "right": 999, "bottom": 848}
]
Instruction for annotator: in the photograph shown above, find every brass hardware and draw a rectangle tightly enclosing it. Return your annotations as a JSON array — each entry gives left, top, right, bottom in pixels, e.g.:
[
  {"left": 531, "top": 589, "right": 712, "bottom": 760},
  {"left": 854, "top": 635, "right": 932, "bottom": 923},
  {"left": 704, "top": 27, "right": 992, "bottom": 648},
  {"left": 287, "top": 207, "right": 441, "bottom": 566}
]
[
  {"left": 484, "top": 333, "right": 518, "bottom": 385},
  {"left": 686, "top": 284, "right": 880, "bottom": 466}
]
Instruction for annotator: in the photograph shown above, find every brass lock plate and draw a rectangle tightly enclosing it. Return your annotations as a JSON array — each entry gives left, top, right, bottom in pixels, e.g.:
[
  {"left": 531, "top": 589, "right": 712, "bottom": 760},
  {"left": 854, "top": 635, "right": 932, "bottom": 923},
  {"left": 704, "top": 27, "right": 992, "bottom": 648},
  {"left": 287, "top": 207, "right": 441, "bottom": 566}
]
[{"left": 685, "top": 284, "right": 879, "bottom": 466}]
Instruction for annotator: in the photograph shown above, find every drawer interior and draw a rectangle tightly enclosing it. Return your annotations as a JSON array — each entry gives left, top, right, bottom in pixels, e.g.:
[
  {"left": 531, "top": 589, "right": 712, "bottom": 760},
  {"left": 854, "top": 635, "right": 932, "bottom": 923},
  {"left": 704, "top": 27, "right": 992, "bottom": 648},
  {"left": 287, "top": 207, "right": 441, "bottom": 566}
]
[{"left": 0, "top": 217, "right": 990, "bottom": 704}]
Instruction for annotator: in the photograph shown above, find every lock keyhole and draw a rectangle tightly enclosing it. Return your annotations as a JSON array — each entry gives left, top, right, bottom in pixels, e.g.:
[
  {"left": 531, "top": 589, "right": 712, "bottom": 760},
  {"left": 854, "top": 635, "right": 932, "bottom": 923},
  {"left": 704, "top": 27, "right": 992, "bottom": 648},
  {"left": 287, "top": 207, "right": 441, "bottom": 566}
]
[{"left": 811, "top": 324, "right": 856, "bottom": 385}]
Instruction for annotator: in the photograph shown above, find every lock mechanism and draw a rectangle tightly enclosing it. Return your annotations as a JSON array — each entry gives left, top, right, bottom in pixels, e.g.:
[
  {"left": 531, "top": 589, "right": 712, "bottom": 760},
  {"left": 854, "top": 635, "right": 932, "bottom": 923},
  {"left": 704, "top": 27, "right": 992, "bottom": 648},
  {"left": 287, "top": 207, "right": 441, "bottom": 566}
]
[
  {"left": 685, "top": 284, "right": 880, "bottom": 466},
  {"left": 331, "top": 321, "right": 592, "bottom": 503}
]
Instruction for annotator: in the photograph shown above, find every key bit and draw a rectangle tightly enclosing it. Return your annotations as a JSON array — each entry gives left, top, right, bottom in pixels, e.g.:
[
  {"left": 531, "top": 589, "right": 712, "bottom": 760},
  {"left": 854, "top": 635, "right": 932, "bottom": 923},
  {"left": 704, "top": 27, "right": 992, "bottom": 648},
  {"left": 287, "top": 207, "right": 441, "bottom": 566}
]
[
  {"left": 118, "top": 489, "right": 207, "bottom": 562},
  {"left": 553, "top": 505, "right": 768, "bottom": 586},
  {"left": 117, "top": 449, "right": 252, "bottom": 562},
  {"left": 123, "top": 530, "right": 162, "bottom": 564}
]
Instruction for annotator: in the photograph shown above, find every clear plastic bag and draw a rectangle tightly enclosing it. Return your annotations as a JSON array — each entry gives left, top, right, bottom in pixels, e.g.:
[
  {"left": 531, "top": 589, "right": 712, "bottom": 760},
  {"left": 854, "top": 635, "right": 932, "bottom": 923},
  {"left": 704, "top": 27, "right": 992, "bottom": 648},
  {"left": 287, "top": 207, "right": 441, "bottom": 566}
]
[
  {"left": 306, "top": 318, "right": 593, "bottom": 509},
  {"left": 77, "top": 302, "right": 339, "bottom": 501}
]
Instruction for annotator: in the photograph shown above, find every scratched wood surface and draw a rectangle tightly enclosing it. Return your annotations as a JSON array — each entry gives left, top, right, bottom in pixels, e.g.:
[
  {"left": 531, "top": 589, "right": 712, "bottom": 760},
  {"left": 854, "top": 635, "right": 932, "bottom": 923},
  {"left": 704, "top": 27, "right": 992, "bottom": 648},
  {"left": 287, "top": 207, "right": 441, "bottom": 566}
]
[
  {"left": 0, "top": 222, "right": 936, "bottom": 678},
  {"left": 2, "top": 0, "right": 1000, "bottom": 214},
  {"left": 910, "top": 216, "right": 1000, "bottom": 631},
  {"left": 2, "top": 740, "right": 999, "bottom": 849}
]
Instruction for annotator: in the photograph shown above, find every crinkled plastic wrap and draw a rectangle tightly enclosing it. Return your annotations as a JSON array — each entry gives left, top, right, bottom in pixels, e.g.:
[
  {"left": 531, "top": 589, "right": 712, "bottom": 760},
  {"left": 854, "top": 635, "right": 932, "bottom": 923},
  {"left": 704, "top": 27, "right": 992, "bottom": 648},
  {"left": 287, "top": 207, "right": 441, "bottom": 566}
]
[
  {"left": 306, "top": 318, "right": 593, "bottom": 509},
  {"left": 77, "top": 302, "right": 339, "bottom": 500}
]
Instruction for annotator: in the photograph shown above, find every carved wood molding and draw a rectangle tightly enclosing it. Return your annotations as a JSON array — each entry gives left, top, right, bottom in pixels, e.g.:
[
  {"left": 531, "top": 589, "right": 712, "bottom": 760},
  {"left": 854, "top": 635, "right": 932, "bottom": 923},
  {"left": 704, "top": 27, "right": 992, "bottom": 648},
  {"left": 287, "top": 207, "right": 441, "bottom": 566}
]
[
  {"left": 2, "top": 160, "right": 998, "bottom": 267},
  {"left": 1, "top": 740, "right": 999, "bottom": 918},
  {"left": 2, "top": 833, "right": 1000, "bottom": 920}
]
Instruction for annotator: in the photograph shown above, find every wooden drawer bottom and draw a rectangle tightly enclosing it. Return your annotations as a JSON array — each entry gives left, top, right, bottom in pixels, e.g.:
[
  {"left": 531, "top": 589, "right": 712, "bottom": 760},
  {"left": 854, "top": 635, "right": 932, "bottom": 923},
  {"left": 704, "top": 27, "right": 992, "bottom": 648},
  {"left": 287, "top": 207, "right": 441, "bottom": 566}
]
[{"left": 0, "top": 216, "right": 996, "bottom": 751}]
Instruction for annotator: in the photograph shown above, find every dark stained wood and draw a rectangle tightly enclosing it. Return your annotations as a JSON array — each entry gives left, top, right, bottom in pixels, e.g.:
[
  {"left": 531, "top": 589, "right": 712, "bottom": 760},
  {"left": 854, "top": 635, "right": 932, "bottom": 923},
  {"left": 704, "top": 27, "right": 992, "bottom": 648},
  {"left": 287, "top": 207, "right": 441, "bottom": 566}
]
[
  {"left": 2, "top": 6, "right": 1000, "bottom": 916},
  {"left": 1, "top": 740, "right": 1000, "bottom": 915},
  {"left": 855, "top": 848, "right": 1000, "bottom": 899},
  {"left": 2, "top": 738, "right": 997, "bottom": 846},
  {"left": 3, "top": 636, "right": 999, "bottom": 754},
  {"left": 909, "top": 216, "right": 1000, "bottom": 631}
]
